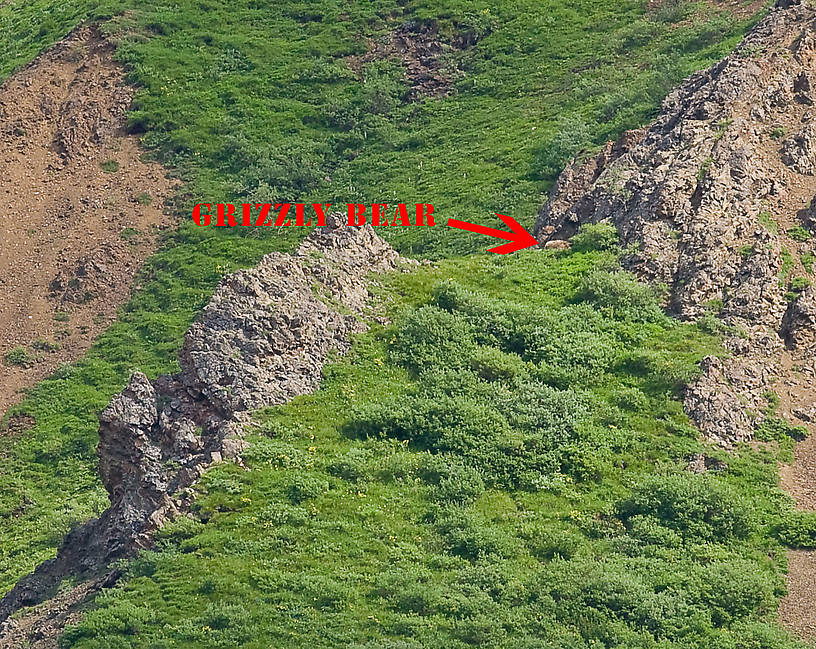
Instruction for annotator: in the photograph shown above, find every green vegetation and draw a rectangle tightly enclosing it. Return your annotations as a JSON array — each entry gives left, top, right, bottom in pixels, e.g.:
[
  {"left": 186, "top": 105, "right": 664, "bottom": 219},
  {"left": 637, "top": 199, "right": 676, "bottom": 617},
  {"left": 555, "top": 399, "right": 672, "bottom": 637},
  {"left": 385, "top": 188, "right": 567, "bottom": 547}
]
[
  {"left": 32, "top": 339, "right": 61, "bottom": 353},
  {"left": 714, "top": 118, "right": 733, "bottom": 141},
  {"left": 739, "top": 244, "right": 755, "bottom": 258},
  {"left": 2, "top": 1, "right": 803, "bottom": 647},
  {"left": 759, "top": 211, "right": 778, "bottom": 234},
  {"left": 61, "top": 247, "right": 805, "bottom": 649},
  {"left": 100, "top": 159, "right": 119, "bottom": 173},
  {"left": 0, "top": 0, "right": 767, "bottom": 594},
  {"left": 788, "top": 226, "right": 812, "bottom": 243},
  {"left": 779, "top": 248, "right": 795, "bottom": 286},
  {"left": 3, "top": 346, "right": 33, "bottom": 368},
  {"left": 775, "top": 511, "right": 816, "bottom": 549},
  {"left": 698, "top": 156, "right": 714, "bottom": 183},
  {"left": 802, "top": 252, "right": 815, "bottom": 274},
  {"left": 134, "top": 191, "right": 153, "bottom": 206},
  {"left": 120, "top": 226, "right": 141, "bottom": 242}
]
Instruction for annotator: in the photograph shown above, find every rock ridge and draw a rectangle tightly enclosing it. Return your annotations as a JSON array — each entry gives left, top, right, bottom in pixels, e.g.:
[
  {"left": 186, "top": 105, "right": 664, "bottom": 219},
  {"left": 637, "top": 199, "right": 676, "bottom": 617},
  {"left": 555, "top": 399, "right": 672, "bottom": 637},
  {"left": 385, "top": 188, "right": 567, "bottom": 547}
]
[
  {"left": 535, "top": 0, "right": 816, "bottom": 447},
  {"left": 0, "top": 217, "right": 402, "bottom": 628}
]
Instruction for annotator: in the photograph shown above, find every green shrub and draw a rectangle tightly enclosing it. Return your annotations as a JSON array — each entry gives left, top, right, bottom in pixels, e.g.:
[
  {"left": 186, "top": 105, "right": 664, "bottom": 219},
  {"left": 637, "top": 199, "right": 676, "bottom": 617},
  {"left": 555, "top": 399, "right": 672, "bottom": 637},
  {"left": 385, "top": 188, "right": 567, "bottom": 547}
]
[
  {"left": 801, "top": 252, "right": 814, "bottom": 274},
  {"left": 759, "top": 211, "right": 778, "bottom": 233},
  {"left": 576, "top": 270, "right": 666, "bottom": 322},
  {"left": 4, "top": 346, "right": 33, "bottom": 368},
  {"left": 625, "top": 514, "right": 682, "bottom": 548},
  {"left": 531, "top": 116, "right": 594, "bottom": 181},
  {"left": 468, "top": 346, "right": 527, "bottom": 382},
  {"left": 788, "top": 226, "right": 812, "bottom": 242},
  {"left": 348, "top": 395, "right": 512, "bottom": 456},
  {"left": 697, "top": 560, "right": 778, "bottom": 625},
  {"left": 622, "top": 349, "right": 701, "bottom": 394},
  {"left": 521, "top": 524, "right": 585, "bottom": 560},
  {"left": 430, "top": 505, "right": 514, "bottom": 559},
  {"left": 198, "top": 601, "right": 251, "bottom": 631},
  {"left": 571, "top": 222, "right": 620, "bottom": 253},
  {"left": 419, "top": 455, "right": 486, "bottom": 504},
  {"left": 327, "top": 447, "right": 375, "bottom": 483},
  {"left": 525, "top": 327, "right": 624, "bottom": 376},
  {"left": 286, "top": 475, "right": 329, "bottom": 504},
  {"left": 755, "top": 416, "right": 808, "bottom": 442},
  {"left": 32, "top": 339, "right": 60, "bottom": 352},
  {"left": 616, "top": 474, "right": 754, "bottom": 541},
  {"left": 432, "top": 281, "right": 517, "bottom": 349},
  {"left": 774, "top": 511, "right": 816, "bottom": 548},
  {"left": 390, "top": 306, "right": 477, "bottom": 374}
]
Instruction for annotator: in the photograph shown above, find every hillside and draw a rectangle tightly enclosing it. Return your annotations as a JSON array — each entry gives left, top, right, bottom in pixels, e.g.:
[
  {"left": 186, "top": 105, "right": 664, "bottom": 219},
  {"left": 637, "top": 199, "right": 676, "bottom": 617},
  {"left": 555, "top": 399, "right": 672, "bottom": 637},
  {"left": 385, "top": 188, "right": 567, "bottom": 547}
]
[{"left": 2, "top": 0, "right": 816, "bottom": 647}]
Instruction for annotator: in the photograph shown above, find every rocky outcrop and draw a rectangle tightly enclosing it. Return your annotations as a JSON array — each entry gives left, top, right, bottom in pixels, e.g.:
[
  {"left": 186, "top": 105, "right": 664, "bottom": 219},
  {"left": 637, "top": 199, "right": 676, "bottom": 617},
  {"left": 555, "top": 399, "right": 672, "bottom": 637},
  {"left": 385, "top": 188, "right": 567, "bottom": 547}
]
[
  {"left": 783, "top": 284, "right": 816, "bottom": 350},
  {"left": 0, "top": 217, "right": 403, "bottom": 626},
  {"left": 535, "top": 0, "right": 815, "bottom": 323},
  {"left": 535, "top": 0, "right": 816, "bottom": 445}
]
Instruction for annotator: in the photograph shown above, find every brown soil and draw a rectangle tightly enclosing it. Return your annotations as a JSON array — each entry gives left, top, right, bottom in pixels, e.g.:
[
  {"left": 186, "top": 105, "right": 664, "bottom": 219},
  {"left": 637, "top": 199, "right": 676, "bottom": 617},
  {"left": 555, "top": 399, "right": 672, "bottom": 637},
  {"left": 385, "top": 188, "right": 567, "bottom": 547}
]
[
  {"left": 345, "top": 19, "right": 476, "bottom": 101},
  {"left": 0, "top": 575, "right": 112, "bottom": 649},
  {"left": 777, "top": 349, "right": 816, "bottom": 642},
  {"left": 0, "top": 25, "right": 176, "bottom": 418}
]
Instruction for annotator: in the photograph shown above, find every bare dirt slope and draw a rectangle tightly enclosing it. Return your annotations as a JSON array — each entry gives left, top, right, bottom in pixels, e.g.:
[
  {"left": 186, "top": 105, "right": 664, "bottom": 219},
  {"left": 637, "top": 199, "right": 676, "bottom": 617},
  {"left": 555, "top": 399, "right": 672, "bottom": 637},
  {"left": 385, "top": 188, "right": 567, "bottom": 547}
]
[{"left": 0, "top": 25, "right": 175, "bottom": 418}]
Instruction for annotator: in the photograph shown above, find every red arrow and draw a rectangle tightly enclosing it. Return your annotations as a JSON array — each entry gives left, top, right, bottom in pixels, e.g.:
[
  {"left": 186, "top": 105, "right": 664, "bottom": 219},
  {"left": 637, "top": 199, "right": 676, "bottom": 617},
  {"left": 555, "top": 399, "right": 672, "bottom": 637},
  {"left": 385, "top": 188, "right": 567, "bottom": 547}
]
[{"left": 447, "top": 213, "right": 539, "bottom": 254}]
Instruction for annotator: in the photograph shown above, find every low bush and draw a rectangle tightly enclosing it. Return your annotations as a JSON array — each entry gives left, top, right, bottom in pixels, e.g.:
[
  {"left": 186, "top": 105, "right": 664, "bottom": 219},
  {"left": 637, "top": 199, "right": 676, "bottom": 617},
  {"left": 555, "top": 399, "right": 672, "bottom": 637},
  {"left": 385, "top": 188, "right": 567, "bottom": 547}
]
[
  {"left": 577, "top": 270, "right": 667, "bottom": 323},
  {"left": 4, "top": 346, "right": 33, "bottom": 368},
  {"left": 616, "top": 474, "right": 754, "bottom": 541},
  {"left": 774, "top": 511, "right": 816, "bottom": 549},
  {"left": 571, "top": 222, "right": 620, "bottom": 253}
]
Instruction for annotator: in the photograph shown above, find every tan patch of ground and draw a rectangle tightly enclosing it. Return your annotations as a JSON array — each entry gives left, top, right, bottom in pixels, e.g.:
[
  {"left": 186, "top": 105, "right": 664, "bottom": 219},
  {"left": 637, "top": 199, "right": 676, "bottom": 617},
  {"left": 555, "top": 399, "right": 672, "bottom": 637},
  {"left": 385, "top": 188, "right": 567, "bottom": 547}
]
[
  {"left": 0, "top": 574, "right": 113, "bottom": 648},
  {"left": 0, "top": 25, "right": 176, "bottom": 417},
  {"left": 780, "top": 549, "right": 816, "bottom": 642},
  {"left": 775, "top": 350, "right": 816, "bottom": 643}
]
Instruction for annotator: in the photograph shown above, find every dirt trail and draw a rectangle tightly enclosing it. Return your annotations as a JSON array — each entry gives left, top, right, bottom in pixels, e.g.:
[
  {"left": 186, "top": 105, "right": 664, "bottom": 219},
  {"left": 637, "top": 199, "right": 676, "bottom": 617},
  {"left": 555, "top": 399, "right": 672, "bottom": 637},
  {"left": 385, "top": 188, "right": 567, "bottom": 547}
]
[
  {"left": 777, "top": 351, "right": 816, "bottom": 641},
  {"left": 0, "top": 25, "right": 175, "bottom": 420}
]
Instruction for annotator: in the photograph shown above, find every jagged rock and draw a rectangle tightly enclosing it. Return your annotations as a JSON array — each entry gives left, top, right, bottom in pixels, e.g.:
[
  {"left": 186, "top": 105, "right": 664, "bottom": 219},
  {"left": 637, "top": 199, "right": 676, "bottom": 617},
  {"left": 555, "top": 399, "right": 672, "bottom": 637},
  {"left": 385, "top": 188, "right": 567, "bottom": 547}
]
[
  {"left": 684, "top": 356, "right": 770, "bottom": 446},
  {"left": 782, "top": 125, "right": 816, "bottom": 175},
  {"left": 534, "top": 2, "right": 814, "bottom": 324},
  {"left": 686, "top": 453, "right": 728, "bottom": 473},
  {"left": 782, "top": 285, "right": 816, "bottom": 349},
  {"left": 534, "top": 0, "right": 816, "bottom": 445},
  {"left": 180, "top": 215, "right": 400, "bottom": 415},
  {"left": 0, "top": 219, "right": 402, "bottom": 625},
  {"left": 793, "top": 404, "right": 816, "bottom": 422}
]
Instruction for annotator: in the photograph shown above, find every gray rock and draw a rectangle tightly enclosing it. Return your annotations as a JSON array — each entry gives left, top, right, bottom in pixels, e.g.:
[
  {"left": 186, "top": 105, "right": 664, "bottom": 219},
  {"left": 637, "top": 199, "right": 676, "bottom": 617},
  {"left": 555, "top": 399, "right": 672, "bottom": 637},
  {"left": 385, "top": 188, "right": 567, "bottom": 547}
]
[
  {"left": 0, "top": 218, "right": 402, "bottom": 624},
  {"left": 533, "top": 0, "right": 816, "bottom": 445},
  {"left": 782, "top": 125, "right": 816, "bottom": 175}
]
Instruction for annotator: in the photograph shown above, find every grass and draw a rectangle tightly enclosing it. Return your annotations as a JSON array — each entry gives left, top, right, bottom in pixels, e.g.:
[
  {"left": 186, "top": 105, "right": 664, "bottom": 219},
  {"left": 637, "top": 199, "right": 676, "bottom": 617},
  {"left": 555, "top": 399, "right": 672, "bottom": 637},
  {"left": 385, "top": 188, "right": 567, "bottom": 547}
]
[
  {"left": 0, "top": 0, "right": 793, "bottom": 646},
  {"left": 788, "top": 226, "right": 812, "bottom": 243},
  {"left": 759, "top": 210, "right": 778, "bottom": 234},
  {"left": 59, "top": 244, "right": 807, "bottom": 649}
]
